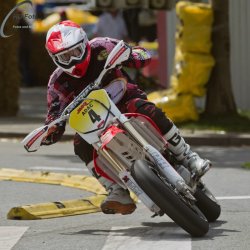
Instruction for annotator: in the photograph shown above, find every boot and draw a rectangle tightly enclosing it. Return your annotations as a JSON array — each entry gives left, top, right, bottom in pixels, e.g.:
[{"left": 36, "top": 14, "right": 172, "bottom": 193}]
[
  {"left": 86, "top": 161, "right": 136, "bottom": 215},
  {"left": 100, "top": 184, "right": 136, "bottom": 215},
  {"left": 164, "top": 125, "right": 211, "bottom": 179}
]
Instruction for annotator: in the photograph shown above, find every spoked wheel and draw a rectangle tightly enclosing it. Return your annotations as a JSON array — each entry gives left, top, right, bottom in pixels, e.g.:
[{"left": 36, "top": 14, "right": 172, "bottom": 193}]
[
  {"left": 131, "top": 160, "right": 209, "bottom": 237},
  {"left": 194, "top": 182, "right": 221, "bottom": 222}
]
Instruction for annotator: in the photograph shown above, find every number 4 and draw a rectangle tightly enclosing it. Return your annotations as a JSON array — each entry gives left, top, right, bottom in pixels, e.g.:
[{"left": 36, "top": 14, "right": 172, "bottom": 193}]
[{"left": 88, "top": 109, "right": 101, "bottom": 123}]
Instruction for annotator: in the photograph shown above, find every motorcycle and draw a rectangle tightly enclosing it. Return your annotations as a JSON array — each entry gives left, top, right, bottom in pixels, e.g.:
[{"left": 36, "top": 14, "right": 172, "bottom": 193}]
[{"left": 22, "top": 40, "right": 220, "bottom": 237}]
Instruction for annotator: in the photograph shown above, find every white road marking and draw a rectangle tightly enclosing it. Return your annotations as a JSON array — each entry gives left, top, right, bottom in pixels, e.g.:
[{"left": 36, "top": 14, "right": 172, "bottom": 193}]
[
  {"left": 29, "top": 166, "right": 86, "bottom": 172},
  {"left": 216, "top": 195, "right": 250, "bottom": 200},
  {"left": 102, "top": 226, "right": 191, "bottom": 250},
  {"left": 0, "top": 227, "right": 28, "bottom": 250},
  {"left": 136, "top": 195, "right": 250, "bottom": 204}
]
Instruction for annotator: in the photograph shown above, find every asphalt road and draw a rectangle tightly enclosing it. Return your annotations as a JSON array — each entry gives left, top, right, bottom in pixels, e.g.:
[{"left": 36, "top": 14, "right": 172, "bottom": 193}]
[{"left": 0, "top": 139, "right": 250, "bottom": 250}]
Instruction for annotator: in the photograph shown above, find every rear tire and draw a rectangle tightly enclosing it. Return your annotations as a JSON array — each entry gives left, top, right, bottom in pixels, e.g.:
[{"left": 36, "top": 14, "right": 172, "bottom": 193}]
[
  {"left": 131, "top": 160, "right": 209, "bottom": 237},
  {"left": 194, "top": 183, "right": 221, "bottom": 222}
]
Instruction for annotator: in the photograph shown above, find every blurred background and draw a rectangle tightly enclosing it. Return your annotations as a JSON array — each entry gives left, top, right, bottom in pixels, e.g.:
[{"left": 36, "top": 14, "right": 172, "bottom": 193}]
[{"left": 0, "top": 0, "right": 249, "bottom": 131}]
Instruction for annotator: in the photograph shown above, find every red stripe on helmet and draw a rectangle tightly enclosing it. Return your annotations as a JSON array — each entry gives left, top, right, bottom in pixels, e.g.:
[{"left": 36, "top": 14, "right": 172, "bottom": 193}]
[{"left": 46, "top": 31, "right": 64, "bottom": 54}]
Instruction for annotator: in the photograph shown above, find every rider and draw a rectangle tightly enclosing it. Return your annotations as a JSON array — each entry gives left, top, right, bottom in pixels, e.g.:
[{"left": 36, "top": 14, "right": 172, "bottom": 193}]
[{"left": 43, "top": 20, "right": 211, "bottom": 215}]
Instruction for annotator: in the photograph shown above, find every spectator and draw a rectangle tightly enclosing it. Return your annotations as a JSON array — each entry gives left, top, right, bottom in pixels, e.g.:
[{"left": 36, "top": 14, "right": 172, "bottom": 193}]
[{"left": 93, "top": 9, "right": 129, "bottom": 41}]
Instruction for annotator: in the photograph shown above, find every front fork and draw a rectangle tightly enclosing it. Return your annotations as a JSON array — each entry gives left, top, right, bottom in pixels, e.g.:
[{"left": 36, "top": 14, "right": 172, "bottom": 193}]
[{"left": 119, "top": 115, "right": 193, "bottom": 196}]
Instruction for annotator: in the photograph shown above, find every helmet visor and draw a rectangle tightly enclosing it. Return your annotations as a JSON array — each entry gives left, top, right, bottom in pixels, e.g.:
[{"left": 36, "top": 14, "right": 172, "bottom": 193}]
[{"left": 55, "top": 42, "right": 86, "bottom": 66}]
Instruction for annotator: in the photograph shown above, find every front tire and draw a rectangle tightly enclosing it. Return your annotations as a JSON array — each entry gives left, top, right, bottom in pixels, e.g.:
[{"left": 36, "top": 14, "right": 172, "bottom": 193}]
[
  {"left": 194, "top": 182, "right": 221, "bottom": 222},
  {"left": 131, "top": 160, "right": 209, "bottom": 237}
]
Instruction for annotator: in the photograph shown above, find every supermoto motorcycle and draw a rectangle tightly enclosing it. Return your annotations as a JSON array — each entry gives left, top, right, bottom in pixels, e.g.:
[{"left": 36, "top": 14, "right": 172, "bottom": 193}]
[{"left": 22, "top": 40, "right": 220, "bottom": 237}]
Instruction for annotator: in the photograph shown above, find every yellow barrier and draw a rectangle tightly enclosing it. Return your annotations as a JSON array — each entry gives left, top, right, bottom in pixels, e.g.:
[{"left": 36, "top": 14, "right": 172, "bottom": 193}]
[
  {"left": 176, "top": 1, "right": 213, "bottom": 53},
  {"left": 147, "top": 1, "right": 214, "bottom": 123},
  {"left": 0, "top": 168, "right": 106, "bottom": 194},
  {"left": 148, "top": 90, "right": 199, "bottom": 122},
  {"left": 171, "top": 50, "right": 215, "bottom": 97},
  {"left": 1, "top": 168, "right": 137, "bottom": 219},
  {"left": 33, "top": 9, "right": 98, "bottom": 33},
  {"left": 7, "top": 195, "right": 105, "bottom": 220}
]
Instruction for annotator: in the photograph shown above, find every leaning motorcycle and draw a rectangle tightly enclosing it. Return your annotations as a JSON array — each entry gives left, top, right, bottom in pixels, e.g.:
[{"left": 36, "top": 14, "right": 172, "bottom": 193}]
[{"left": 22, "top": 41, "right": 220, "bottom": 237}]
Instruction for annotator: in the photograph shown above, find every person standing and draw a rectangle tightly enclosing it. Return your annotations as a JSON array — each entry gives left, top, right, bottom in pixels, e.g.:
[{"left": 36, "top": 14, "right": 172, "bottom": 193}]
[{"left": 93, "top": 10, "right": 129, "bottom": 41}]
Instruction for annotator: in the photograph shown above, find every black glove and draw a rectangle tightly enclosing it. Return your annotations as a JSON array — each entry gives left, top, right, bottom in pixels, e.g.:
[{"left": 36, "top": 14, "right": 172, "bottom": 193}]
[{"left": 41, "top": 124, "right": 65, "bottom": 145}]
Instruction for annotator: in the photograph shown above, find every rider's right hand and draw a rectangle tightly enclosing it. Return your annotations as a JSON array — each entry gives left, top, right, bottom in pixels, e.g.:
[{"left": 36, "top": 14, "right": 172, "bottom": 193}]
[{"left": 41, "top": 124, "right": 65, "bottom": 145}]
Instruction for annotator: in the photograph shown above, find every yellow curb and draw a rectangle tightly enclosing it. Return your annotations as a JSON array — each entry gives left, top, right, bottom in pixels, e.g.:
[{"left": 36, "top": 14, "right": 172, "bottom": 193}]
[
  {"left": 0, "top": 168, "right": 106, "bottom": 194},
  {"left": 1, "top": 168, "right": 138, "bottom": 220},
  {"left": 7, "top": 195, "right": 106, "bottom": 220}
]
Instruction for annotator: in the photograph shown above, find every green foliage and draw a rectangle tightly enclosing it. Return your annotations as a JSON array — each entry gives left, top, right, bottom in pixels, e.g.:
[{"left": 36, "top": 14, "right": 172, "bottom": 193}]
[
  {"left": 242, "top": 162, "right": 250, "bottom": 170},
  {"left": 177, "top": 112, "right": 250, "bottom": 132}
]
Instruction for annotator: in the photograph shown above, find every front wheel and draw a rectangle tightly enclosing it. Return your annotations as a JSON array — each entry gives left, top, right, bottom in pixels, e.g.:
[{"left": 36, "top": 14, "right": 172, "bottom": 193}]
[
  {"left": 194, "top": 182, "right": 221, "bottom": 222},
  {"left": 131, "top": 160, "right": 209, "bottom": 237}
]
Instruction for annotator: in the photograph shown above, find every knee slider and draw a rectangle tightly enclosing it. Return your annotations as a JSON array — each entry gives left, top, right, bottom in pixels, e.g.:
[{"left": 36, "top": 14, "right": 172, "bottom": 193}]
[{"left": 127, "top": 98, "right": 172, "bottom": 134}]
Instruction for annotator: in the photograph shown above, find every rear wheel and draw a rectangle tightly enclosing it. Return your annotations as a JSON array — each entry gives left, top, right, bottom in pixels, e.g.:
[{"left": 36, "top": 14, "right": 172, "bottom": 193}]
[
  {"left": 194, "top": 182, "right": 221, "bottom": 222},
  {"left": 131, "top": 160, "right": 209, "bottom": 237}
]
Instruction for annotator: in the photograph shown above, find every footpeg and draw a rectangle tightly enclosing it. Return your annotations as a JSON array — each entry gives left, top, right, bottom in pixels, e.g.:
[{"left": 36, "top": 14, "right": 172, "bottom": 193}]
[{"left": 176, "top": 180, "right": 196, "bottom": 202}]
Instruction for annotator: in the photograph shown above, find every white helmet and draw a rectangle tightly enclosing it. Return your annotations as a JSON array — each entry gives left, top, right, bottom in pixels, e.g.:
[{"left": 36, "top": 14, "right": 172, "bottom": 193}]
[{"left": 45, "top": 20, "right": 91, "bottom": 78}]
